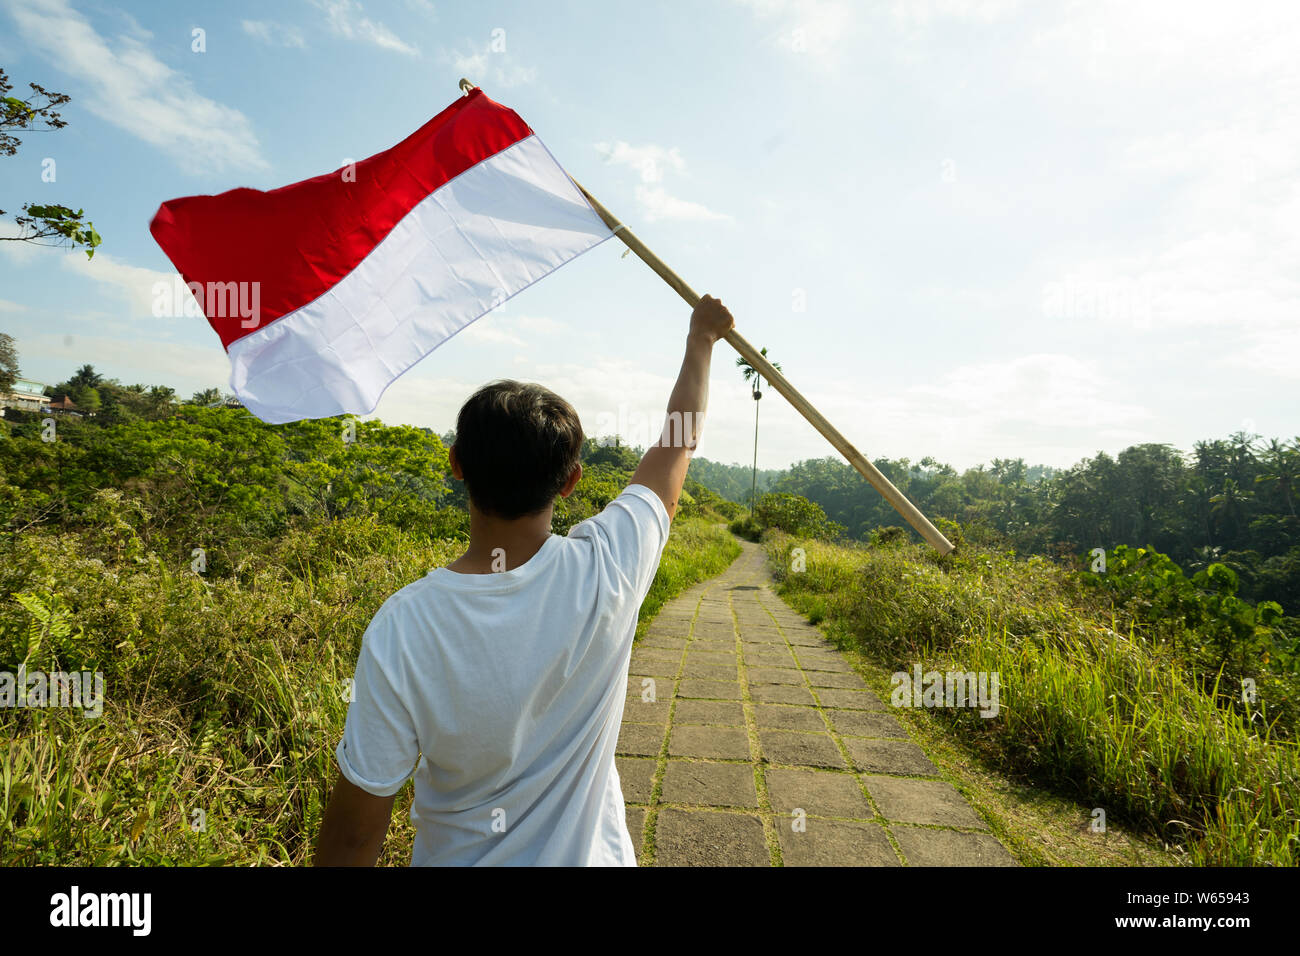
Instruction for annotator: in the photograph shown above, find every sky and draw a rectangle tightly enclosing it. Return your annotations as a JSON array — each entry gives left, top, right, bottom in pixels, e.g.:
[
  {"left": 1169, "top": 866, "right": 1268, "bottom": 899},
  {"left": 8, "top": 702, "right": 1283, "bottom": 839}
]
[{"left": 0, "top": 0, "right": 1296, "bottom": 473}]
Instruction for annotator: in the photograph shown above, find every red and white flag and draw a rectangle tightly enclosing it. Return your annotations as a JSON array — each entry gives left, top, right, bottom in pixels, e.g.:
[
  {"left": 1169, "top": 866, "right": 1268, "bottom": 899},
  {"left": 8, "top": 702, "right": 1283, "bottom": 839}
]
[{"left": 150, "top": 88, "right": 612, "bottom": 423}]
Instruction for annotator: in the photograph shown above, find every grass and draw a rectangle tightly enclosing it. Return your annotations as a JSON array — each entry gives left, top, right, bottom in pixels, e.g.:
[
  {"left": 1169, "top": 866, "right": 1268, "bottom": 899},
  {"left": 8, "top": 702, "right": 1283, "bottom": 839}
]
[
  {"left": 762, "top": 531, "right": 1300, "bottom": 866},
  {"left": 0, "top": 513, "right": 739, "bottom": 865}
]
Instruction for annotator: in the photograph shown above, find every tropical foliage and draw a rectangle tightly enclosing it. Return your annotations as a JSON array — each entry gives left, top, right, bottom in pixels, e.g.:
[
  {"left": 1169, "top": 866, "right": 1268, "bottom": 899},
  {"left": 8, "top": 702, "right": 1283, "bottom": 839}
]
[{"left": 0, "top": 367, "right": 739, "bottom": 864}]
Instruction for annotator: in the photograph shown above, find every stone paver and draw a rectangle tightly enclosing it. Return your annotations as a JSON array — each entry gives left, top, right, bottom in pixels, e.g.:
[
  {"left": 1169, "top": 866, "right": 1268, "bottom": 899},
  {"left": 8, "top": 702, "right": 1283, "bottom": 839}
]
[
  {"left": 654, "top": 809, "right": 770, "bottom": 866},
  {"left": 673, "top": 699, "right": 746, "bottom": 726},
  {"left": 617, "top": 756, "right": 656, "bottom": 803},
  {"left": 626, "top": 807, "right": 645, "bottom": 845},
  {"left": 620, "top": 540, "right": 1016, "bottom": 867},
  {"left": 862, "top": 776, "right": 988, "bottom": 829},
  {"left": 815, "top": 688, "right": 888, "bottom": 710},
  {"left": 891, "top": 827, "right": 1019, "bottom": 866},
  {"left": 677, "top": 678, "right": 743, "bottom": 701},
  {"left": 753, "top": 703, "right": 826, "bottom": 731},
  {"left": 759, "top": 729, "right": 847, "bottom": 769},
  {"left": 616, "top": 721, "right": 662, "bottom": 758},
  {"left": 749, "top": 683, "right": 819, "bottom": 706},
  {"left": 764, "top": 767, "right": 875, "bottom": 818},
  {"left": 843, "top": 738, "right": 940, "bottom": 776},
  {"left": 826, "top": 709, "right": 906, "bottom": 738},
  {"left": 668, "top": 724, "right": 750, "bottom": 760},
  {"left": 622, "top": 698, "right": 670, "bottom": 725},
  {"left": 778, "top": 819, "right": 899, "bottom": 867},
  {"left": 661, "top": 760, "right": 759, "bottom": 807}
]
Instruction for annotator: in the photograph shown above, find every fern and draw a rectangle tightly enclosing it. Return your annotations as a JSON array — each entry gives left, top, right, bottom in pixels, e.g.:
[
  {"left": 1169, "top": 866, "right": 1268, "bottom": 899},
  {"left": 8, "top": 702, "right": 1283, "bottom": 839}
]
[{"left": 12, "top": 591, "right": 74, "bottom": 668}]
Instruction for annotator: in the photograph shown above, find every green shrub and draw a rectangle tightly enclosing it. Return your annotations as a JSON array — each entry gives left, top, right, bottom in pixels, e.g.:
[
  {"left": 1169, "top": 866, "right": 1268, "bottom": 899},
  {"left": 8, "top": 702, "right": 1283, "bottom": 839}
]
[
  {"left": 755, "top": 492, "right": 844, "bottom": 540},
  {"left": 729, "top": 514, "right": 763, "bottom": 542},
  {"left": 764, "top": 528, "right": 1300, "bottom": 865},
  {"left": 0, "top": 481, "right": 742, "bottom": 864}
]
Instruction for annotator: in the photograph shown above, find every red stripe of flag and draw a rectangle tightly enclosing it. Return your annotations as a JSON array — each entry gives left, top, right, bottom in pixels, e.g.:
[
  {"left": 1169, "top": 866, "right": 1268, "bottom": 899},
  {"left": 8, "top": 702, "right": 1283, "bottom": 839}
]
[{"left": 148, "top": 88, "right": 532, "bottom": 348}]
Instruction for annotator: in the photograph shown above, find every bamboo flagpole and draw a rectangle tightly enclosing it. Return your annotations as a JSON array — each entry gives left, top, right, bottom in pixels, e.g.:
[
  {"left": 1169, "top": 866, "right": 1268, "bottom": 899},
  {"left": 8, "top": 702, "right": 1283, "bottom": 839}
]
[
  {"left": 455, "top": 79, "right": 954, "bottom": 554},
  {"left": 572, "top": 182, "right": 955, "bottom": 556}
]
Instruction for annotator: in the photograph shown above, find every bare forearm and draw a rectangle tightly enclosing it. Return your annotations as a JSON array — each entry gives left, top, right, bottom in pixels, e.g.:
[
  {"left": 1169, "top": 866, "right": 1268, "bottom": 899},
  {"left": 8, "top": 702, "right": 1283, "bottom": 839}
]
[
  {"left": 631, "top": 295, "right": 733, "bottom": 518},
  {"left": 660, "top": 330, "right": 714, "bottom": 449},
  {"left": 313, "top": 774, "right": 395, "bottom": 866},
  {"left": 314, "top": 820, "right": 386, "bottom": 866}
]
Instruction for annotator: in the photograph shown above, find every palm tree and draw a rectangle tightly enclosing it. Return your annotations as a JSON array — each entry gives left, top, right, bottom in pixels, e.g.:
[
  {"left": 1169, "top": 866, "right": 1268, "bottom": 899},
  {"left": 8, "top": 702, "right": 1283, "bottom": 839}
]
[
  {"left": 1254, "top": 439, "right": 1299, "bottom": 517},
  {"left": 736, "top": 347, "right": 781, "bottom": 514},
  {"left": 1177, "top": 472, "right": 1214, "bottom": 547},
  {"left": 1227, "top": 429, "right": 1258, "bottom": 484},
  {"left": 146, "top": 384, "right": 176, "bottom": 417},
  {"left": 68, "top": 363, "right": 103, "bottom": 389},
  {"left": 1209, "top": 477, "right": 1253, "bottom": 545}
]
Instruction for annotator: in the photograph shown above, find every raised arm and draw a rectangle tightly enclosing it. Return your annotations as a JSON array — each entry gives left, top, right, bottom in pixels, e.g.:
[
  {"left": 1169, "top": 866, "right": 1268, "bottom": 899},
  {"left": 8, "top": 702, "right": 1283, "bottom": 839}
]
[{"left": 630, "top": 294, "right": 735, "bottom": 520}]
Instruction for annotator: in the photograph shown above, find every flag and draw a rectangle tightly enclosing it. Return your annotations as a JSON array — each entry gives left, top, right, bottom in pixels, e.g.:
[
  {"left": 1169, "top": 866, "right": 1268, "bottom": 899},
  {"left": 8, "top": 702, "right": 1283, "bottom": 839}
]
[{"left": 149, "top": 88, "right": 613, "bottom": 424}]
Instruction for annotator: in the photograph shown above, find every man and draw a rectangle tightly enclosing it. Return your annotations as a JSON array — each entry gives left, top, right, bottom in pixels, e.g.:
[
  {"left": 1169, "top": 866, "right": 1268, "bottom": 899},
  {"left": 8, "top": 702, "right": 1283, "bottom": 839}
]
[{"left": 314, "top": 294, "right": 735, "bottom": 865}]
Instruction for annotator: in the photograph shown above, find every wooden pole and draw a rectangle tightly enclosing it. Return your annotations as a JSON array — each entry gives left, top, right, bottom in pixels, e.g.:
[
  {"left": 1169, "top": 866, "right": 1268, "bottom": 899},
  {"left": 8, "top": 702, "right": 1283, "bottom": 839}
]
[{"left": 573, "top": 180, "right": 956, "bottom": 556}]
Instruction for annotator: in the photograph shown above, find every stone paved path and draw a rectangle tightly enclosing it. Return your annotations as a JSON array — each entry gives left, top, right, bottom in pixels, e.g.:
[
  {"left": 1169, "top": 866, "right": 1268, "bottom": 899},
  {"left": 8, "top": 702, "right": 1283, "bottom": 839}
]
[{"left": 618, "top": 540, "right": 1019, "bottom": 866}]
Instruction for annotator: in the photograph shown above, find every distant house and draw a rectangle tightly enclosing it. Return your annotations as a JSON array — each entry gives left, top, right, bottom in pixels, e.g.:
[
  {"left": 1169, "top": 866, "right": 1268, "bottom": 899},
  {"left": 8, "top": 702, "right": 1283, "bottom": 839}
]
[
  {"left": 47, "top": 394, "right": 83, "bottom": 417},
  {"left": 0, "top": 378, "right": 50, "bottom": 414}
]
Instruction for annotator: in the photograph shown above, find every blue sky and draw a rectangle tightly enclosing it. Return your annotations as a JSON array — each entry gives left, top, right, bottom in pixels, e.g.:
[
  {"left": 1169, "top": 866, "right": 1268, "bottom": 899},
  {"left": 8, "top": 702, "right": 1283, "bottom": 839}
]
[{"left": 1, "top": 0, "right": 1296, "bottom": 471}]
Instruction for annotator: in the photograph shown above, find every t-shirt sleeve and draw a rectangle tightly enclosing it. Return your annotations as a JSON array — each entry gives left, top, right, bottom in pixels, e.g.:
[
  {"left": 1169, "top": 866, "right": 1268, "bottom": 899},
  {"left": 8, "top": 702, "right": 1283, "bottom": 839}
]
[
  {"left": 335, "top": 605, "right": 421, "bottom": 797},
  {"left": 567, "top": 482, "right": 672, "bottom": 601}
]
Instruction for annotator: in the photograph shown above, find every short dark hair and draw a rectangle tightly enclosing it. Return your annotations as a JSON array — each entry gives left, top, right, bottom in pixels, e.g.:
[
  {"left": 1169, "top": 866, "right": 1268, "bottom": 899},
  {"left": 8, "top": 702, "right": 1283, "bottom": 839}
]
[{"left": 453, "top": 380, "right": 584, "bottom": 519}]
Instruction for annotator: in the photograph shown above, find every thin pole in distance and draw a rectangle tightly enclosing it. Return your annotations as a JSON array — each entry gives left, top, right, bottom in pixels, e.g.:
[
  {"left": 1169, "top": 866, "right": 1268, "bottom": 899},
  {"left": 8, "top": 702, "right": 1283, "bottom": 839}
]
[{"left": 456, "top": 79, "right": 954, "bottom": 555}]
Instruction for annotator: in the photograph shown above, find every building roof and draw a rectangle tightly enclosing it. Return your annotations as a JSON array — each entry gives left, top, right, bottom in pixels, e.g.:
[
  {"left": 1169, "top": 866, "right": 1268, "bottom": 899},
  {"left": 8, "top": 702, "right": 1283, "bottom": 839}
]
[{"left": 11, "top": 379, "right": 46, "bottom": 397}]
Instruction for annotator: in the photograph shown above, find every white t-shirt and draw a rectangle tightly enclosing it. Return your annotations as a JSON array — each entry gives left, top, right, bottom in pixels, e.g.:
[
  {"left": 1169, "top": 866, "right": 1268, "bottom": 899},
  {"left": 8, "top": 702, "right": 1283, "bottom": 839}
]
[{"left": 335, "top": 482, "right": 671, "bottom": 866}]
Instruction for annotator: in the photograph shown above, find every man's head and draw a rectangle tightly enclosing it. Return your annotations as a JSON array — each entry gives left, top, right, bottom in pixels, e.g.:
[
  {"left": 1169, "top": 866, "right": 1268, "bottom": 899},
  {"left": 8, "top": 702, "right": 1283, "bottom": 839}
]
[{"left": 450, "top": 380, "right": 584, "bottom": 520}]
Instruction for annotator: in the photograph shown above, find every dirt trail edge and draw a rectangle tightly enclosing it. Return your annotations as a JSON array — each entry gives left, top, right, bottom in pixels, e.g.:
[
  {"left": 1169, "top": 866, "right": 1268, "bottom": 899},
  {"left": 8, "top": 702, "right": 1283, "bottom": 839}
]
[{"left": 618, "top": 539, "right": 1019, "bottom": 866}]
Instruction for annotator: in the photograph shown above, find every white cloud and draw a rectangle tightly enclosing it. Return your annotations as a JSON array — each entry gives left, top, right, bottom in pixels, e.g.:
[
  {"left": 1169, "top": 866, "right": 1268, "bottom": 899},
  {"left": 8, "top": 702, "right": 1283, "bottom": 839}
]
[
  {"left": 595, "top": 141, "right": 685, "bottom": 183},
  {"left": 633, "top": 185, "right": 732, "bottom": 223},
  {"left": 311, "top": 0, "right": 418, "bottom": 56},
  {"left": 242, "top": 19, "right": 307, "bottom": 49},
  {"left": 59, "top": 251, "right": 176, "bottom": 318},
  {"left": 733, "top": 0, "right": 855, "bottom": 66},
  {"left": 374, "top": 354, "right": 690, "bottom": 452},
  {"left": 0, "top": 221, "right": 41, "bottom": 264},
  {"left": 306, "top": 340, "right": 1154, "bottom": 472},
  {"left": 0, "top": 298, "right": 29, "bottom": 313},
  {"left": 1223, "top": 325, "right": 1300, "bottom": 379},
  {"left": 1008, "top": 1, "right": 1300, "bottom": 379},
  {"left": 19, "top": 333, "right": 230, "bottom": 390},
  {"left": 456, "top": 321, "right": 525, "bottom": 348},
  {"left": 595, "top": 141, "right": 730, "bottom": 222},
  {"left": 886, "top": 0, "right": 1023, "bottom": 26},
  {"left": 908, "top": 353, "right": 1150, "bottom": 432},
  {"left": 444, "top": 43, "right": 537, "bottom": 89},
  {"left": 752, "top": 353, "right": 1156, "bottom": 472},
  {"left": 3, "top": 0, "right": 267, "bottom": 174},
  {"left": 454, "top": 312, "right": 572, "bottom": 349},
  {"left": 366, "top": 370, "right": 481, "bottom": 430}
]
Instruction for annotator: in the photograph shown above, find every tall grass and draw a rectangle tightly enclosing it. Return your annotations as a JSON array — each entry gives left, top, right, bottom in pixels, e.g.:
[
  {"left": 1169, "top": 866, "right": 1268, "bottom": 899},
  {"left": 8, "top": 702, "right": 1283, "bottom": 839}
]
[
  {"left": 0, "top": 514, "right": 738, "bottom": 865},
  {"left": 764, "top": 532, "right": 1300, "bottom": 866}
]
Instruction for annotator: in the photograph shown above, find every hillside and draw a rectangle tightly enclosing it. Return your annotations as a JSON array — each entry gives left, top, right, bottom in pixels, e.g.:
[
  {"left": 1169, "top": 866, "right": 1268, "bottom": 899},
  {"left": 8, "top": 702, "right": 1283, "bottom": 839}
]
[{"left": 0, "top": 402, "right": 741, "bottom": 864}]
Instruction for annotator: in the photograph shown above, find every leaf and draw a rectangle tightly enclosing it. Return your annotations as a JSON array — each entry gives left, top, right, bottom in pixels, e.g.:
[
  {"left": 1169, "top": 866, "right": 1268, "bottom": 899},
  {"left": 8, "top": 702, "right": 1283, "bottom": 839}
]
[{"left": 129, "top": 808, "right": 149, "bottom": 842}]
